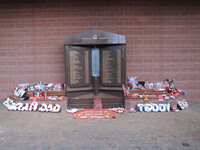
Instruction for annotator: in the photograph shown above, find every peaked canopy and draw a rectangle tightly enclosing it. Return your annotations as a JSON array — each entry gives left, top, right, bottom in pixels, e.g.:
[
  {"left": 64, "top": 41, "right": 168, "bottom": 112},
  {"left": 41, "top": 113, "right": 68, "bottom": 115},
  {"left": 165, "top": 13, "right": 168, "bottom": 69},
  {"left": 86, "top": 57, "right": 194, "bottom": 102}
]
[{"left": 65, "top": 29, "right": 125, "bottom": 45}]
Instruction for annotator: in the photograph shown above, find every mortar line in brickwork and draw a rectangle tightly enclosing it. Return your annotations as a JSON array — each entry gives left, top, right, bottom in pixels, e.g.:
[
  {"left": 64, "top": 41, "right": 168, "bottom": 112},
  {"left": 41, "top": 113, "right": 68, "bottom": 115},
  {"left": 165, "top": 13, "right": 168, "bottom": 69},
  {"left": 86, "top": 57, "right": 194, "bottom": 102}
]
[
  {"left": 32, "top": 0, "right": 36, "bottom": 82},
  {"left": 161, "top": 6, "right": 163, "bottom": 81},
  {"left": 161, "top": 32, "right": 163, "bottom": 81}
]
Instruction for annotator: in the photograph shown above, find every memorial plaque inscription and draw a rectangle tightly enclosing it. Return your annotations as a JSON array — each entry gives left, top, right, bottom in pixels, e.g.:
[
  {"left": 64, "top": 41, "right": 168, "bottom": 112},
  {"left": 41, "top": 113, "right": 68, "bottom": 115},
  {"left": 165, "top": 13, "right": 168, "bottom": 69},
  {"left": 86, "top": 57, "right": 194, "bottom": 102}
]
[
  {"left": 67, "top": 47, "right": 91, "bottom": 88},
  {"left": 101, "top": 45, "right": 123, "bottom": 87}
]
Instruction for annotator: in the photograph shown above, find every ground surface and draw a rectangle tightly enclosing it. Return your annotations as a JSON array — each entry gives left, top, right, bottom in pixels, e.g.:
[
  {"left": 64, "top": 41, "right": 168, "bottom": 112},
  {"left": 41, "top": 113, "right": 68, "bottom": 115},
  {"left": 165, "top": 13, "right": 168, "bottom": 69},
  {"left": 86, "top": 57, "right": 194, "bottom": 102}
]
[{"left": 0, "top": 102, "right": 200, "bottom": 150}]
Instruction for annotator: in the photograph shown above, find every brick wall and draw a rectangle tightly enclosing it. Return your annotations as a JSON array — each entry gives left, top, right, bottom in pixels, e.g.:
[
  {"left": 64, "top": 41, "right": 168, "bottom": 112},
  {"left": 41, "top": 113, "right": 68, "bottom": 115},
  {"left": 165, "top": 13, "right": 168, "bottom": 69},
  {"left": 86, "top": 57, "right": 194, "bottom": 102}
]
[{"left": 0, "top": 0, "right": 200, "bottom": 102}]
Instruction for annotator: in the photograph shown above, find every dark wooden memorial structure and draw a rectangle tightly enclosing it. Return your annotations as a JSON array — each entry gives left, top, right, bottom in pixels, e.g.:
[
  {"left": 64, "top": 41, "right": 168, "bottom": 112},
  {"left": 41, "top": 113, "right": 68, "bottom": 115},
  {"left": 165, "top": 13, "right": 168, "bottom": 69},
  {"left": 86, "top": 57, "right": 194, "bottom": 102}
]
[{"left": 65, "top": 29, "right": 126, "bottom": 108}]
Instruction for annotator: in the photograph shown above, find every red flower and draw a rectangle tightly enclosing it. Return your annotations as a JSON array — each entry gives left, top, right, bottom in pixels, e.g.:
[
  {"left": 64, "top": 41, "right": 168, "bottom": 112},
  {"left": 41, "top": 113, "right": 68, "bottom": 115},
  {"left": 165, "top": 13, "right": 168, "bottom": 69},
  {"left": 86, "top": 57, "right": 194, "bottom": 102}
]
[{"left": 127, "top": 82, "right": 132, "bottom": 87}]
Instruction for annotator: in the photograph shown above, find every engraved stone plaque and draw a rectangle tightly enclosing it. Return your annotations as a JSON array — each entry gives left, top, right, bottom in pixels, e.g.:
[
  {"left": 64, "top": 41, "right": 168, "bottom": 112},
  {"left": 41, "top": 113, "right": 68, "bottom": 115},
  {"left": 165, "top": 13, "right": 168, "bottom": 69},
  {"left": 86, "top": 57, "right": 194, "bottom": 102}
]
[
  {"left": 100, "top": 45, "right": 124, "bottom": 87},
  {"left": 66, "top": 46, "right": 91, "bottom": 88}
]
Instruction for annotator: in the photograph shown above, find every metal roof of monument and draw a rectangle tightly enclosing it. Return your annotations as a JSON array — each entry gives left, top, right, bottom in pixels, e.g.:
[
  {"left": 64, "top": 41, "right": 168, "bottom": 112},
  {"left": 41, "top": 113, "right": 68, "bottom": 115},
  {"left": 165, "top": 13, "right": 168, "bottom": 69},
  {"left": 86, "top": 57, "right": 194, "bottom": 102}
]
[{"left": 65, "top": 29, "right": 125, "bottom": 45}]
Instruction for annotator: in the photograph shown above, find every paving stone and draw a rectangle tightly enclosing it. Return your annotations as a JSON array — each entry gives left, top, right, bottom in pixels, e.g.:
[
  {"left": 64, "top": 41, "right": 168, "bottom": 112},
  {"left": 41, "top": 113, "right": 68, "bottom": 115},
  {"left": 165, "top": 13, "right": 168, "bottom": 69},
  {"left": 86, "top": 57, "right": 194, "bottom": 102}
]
[
  {"left": 0, "top": 102, "right": 6, "bottom": 111},
  {"left": 139, "top": 146, "right": 148, "bottom": 150},
  {"left": 42, "top": 146, "right": 51, "bottom": 150},
  {"left": 0, "top": 103, "right": 200, "bottom": 150}
]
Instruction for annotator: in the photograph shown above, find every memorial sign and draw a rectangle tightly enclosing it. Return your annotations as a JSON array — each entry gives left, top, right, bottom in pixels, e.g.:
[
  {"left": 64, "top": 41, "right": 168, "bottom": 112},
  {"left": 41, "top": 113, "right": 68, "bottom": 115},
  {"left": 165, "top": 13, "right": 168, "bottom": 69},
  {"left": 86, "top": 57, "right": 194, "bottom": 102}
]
[
  {"left": 65, "top": 29, "right": 126, "bottom": 108},
  {"left": 137, "top": 103, "right": 171, "bottom": 112},
  {"left": 3, "top": 98, "right": 61, "bottom": 113},
  {"left": 65, "top": 46, "right": 91, "bottom": 88},
  {"left": 101, "top": 45, "right": 124, "bottom": 87}
]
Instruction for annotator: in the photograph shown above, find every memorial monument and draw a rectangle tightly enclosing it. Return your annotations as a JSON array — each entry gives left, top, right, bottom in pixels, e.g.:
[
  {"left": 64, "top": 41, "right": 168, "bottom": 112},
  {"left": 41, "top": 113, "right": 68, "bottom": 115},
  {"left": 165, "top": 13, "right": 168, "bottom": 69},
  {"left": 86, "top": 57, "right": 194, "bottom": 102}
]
[{"left": 65, "top": 29, "right": 126, "bottom": 108}]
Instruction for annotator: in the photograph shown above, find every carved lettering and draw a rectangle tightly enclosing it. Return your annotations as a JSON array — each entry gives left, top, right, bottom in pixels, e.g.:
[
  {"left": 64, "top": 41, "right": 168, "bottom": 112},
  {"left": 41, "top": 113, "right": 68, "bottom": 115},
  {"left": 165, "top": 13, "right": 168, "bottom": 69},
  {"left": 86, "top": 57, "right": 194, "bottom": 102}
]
[
  {"left": 101, "top": 49, "right": 122, "bottom": 86},
  {"left": 69, "top": 49, "right": 90, "bottom": 87}
]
